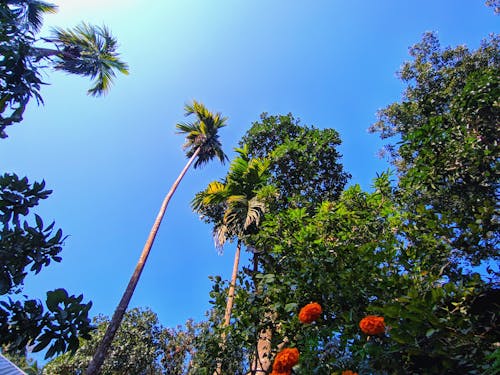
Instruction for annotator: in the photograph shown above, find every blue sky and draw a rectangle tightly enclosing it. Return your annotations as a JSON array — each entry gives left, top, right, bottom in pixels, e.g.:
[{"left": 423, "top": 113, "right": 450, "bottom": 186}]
[{"left": 1, "top": 0, "right": 497, "bottom": 342}]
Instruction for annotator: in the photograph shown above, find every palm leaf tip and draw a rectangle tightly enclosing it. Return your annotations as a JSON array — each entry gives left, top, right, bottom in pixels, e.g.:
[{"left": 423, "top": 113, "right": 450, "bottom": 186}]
[{"left": 21, "top": 0, "right": 58, "bottom": 31}]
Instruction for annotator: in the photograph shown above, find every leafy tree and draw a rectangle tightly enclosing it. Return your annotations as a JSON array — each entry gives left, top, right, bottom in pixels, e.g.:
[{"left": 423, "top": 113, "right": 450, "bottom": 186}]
[
  {"left": 193, "top": 145, "right": 273, "bottom": 326},
  {"left": 195, "top": 33, "right": 499, "bottom": 374},
  {"left": 192, "top": 146, "right": 274, "bottom": 374},
  {"left": 0, "top": 0, "right": 128, "bottom": 138},
  {"left": 44, "top": 308, "right": 215, "bottom": 375},
  {"left": 159, "top": 318, "right": 213, "bottom": 374},
  {"left": 1, "top": 0, "right": 126, "bottom": 359},
  {"left": 239, "top": 113, "right": 350, "bottom": 210},
  {"left": 0, "top": 173, "right": 93, "bottom": 358},
  {"left": 369, "top": 32, "right": 499, "bottom": 266},
  {"left": 43, "top": 308, "right": 162, "bottom": 375},
  {"left": 234, "top": 113, "right": 351, "bottom": 373},
  {"left": 203, "top": 173, "right": 498, "bottom": 374},
  {"left": 87, "top": 101, "right": 228, "bottom": 375}
]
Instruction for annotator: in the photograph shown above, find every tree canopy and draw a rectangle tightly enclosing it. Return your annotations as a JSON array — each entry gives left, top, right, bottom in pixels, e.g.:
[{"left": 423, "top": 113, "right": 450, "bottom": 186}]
[
  {"left": 188, "top": 32, "right": 500, "bottom": 375},
  {"left": 239, "top": 113, "right": 350, "bottom": 210}
]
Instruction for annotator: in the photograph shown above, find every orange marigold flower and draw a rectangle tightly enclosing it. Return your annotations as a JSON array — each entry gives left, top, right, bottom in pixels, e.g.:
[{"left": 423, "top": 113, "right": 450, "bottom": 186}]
[
  {"left": 342, "top": 370, "right": 358, "bottom": 375},
  {"left": 298, "top": 302, "right": 322, "bottom": 324},
  {"left": 272, "top": 347, "right": 299, "bottom": 372},
  {"left": 359, "top": 315, "right": 385, "bottom": 335}
]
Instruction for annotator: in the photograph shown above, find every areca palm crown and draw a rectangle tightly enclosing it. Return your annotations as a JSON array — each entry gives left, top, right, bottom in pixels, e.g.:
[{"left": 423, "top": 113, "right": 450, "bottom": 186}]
[
  {"left": 191, "top": 147, "right": 276, "bottom": 326},
  {"left": 1, "top": 1, "right": 127, "bottom": 136},
  {"left": 193, "top": 145, "right": 273, "bottom": 253},
  {"left": 177, "top": 100, "right": 228, "bottom": 168},
  {"left": 86, "top": 101, "right": 227, "bottom": 375},
  {"left": 193, "top": 146, "right": 275, "bottom": 374},
  {"left": 45, "top": 23, "right": 129, "bottom": 96}
]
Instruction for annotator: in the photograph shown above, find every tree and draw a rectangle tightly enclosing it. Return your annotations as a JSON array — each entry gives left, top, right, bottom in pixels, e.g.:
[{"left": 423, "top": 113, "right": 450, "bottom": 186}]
[
  {"left": 369, "top": 32, "right": 499, "bottom": 266},
  {"left": 193, "top": 145, "right": 273, "bottom": 326},
  {"left": 192, "top": 146, "right": 274, "bottom": 374},
  {"left": 44, "top": 307, "right": 216, "bottom": 375},
  {"left": 1, "top": 0, "right": 126, "bottom": 360},
  {"left": 195, "top": 33, "right": 499, "bottom": 374},
  {"left": 86, "top": 101, "right": 228, "bottom": 375},
  {"left": 0, "top": 0, "right": 128, "bottom": 138},
  {"left": 43, "top": 307, "right": 163, "bottom": 375},
  {"left": 239, "top": 113, "right": 350, "bottom": 210},
  {"left": 0, "top": 173, "right": 93, "bottom": 358}
]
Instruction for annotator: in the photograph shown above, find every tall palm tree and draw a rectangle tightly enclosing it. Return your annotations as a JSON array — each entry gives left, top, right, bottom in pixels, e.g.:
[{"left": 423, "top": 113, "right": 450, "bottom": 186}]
[
  {"left": 86, "top": 101, "right": 228, "bottom": 375},
  {"left": 37, "top": 23, "right": 129, "bottom": 96},
  {"left": 6, "top": 1, "right": 128, "bottom": 96},
  {"left": 192, "top": 146, "right": 274, "bottom": 374}
]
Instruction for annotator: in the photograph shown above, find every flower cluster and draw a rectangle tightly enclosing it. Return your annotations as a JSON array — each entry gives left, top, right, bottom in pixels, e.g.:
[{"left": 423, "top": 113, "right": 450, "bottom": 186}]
[
  {"left": 342, "top": 370, "right": 358, "bottom": 375},
  {"left": 298, "top": 302, "right": 323, "bottom": 324},
  {"left": 271, "top": 347, "right": 299, "bottom": 375},
  {"left": 359, "top": 315, "right": 385, "bottom": 335}
]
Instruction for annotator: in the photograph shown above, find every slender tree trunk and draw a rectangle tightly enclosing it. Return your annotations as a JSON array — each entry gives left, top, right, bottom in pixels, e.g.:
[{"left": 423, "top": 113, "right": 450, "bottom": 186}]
[
  {"left": 223, "top": 240, "right": 241, "bottom": 327},
  {"left": 251, "top": 327, "right": 272, "bottom": 374},
  {"left": 86, "top": 148, "right": 200, "bottom": 375},
  {"left": 248, "top": 252, "right": 272, "bottom": 375},
  {"left": 214, "top": 240, "right": 242, "bottom": 375}
]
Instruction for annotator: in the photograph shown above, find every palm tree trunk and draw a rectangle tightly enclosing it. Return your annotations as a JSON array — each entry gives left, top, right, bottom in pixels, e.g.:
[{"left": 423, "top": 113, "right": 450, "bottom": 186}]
[
  {"left": 214, "top": 240, "right": 242, "bottom": 375},
  {"left": 223, "top": 239, "right": 241, "bottom": 327},
  {"left": 248, "top": 252, "right": 272, "bottom": 375},
  {"left": 86, "top": 148, "right": 200, "bottom": 375}
]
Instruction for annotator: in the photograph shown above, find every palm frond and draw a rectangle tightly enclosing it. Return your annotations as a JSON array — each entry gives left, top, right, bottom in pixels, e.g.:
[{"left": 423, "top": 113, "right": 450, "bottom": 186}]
[
  {"left": 50, "top": 22, "right": 128, "bottom": 96},
  {"left": 213, "top": 224, "right": 229, "bottom": 254},
  {"left": 7, "top": 0, "right": 57, "bottom": 31},
  {"left": 176, "top": 100, "right": 228, "bottom": 167}
]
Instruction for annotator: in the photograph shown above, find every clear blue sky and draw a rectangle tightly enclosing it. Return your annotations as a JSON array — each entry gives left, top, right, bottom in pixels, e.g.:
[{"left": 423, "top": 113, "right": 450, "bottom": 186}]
[{"left": 1, "top": 0, "right": 497, "bottom": 341}]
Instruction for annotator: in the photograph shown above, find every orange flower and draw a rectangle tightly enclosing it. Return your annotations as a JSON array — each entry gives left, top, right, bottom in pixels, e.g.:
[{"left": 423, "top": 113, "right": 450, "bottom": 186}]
[
  {"left": 272, "top": 347, "right": 299, "bottom": 372},
  {"left": 270, "top": 372, "right": 291, "bottom": 375},
  {"left": 359, "top": 315, "right": 385, "bottom": 335},
  {"left": 298, "top": 302, "right": 322, "bottom": 324},
  {"left": 342, "top": 370, "right": 358, "bottom": 375}
]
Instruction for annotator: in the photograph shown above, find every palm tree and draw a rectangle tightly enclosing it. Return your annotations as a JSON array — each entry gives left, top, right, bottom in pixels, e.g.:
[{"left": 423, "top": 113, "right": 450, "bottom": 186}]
[
  {"left": 86, "top": 101, "right": 228, "bottom": 375},
  {"left": 6, "top": 1, "right": 128, "bottom": 96},
  {"left": 37, "top": 23, "right": 129, "bottom": 96},
  {"left": 192, "top": 146, "right": 275, "bottom": 374}
]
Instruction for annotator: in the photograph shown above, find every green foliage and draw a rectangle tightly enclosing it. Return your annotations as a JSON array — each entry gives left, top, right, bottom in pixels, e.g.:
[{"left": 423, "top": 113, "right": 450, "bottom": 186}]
[
  {"left": 43, "top": 308, "right": 211, "bottom": 375},
  {"left": 43, "top": 308, "right": 161, "bottom": 374},
  {"left": 240, "top": 113, "right": 351, "bottom": 210},
  {"left": 0, "top": 0, "right": 128, "bottom": 137},
  {"left": 0, "top": 173, "right": 62, "bottom": 294},
  {"left": 375, "top": 279, "right": 500, "bottom": 374},
  {"left": 0, "top": 0, "right": 46, "bottom": 137},
  {"left": 49, "top": 23, "right": 129, "bottom": 96},
  {"left": 176, "top": 100, "right": 228, "bottom": 168},
  {"left": 370, "top": 32, "right": 499, "bottom": 265},
  {"left": 0, "top": 173, "right": 93, "bottom": 358},
  {"left": 199, "top": 34, "right": 500, "bottom": 371},
  {"left": 193, "top": 145, "right": 275, "bottom": 251}
]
